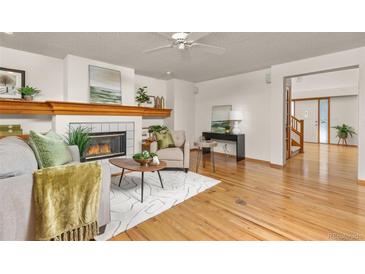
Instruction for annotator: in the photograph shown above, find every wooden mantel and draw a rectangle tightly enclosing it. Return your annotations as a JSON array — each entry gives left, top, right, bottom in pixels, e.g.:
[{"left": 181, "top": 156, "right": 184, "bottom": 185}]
[{"left": 0, "top": 99, "right": 172, "bottom": 118}]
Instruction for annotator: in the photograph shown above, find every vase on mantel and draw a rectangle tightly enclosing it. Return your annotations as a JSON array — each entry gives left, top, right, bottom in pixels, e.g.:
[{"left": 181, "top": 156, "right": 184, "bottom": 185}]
[{"left": 23, "top": 95, "right": 33, "bottom": 101}]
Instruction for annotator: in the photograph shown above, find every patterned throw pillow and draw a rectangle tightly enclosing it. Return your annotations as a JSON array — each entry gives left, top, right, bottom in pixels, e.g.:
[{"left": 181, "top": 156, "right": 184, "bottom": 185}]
[
  {"left": 155, "top": 131, "right": 175, "bottom": 149},
  {"left": 28, "top": 130, "right": 72, "bottom": 168}
]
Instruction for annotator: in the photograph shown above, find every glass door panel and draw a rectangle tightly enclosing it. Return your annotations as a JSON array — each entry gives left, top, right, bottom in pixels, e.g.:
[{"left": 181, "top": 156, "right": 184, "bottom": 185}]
[{"left": 319, "top": 99, "right": 329, "bottom": 143}]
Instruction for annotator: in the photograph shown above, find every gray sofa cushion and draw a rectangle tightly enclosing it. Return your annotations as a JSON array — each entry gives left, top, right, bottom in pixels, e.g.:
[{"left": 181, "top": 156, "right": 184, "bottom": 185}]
[{"left": 0, "top": 137, "right": 38, "bottom": 179}]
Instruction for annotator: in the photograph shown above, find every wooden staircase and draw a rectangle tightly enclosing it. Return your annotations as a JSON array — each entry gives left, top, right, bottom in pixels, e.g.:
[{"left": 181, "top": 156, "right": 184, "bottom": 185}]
[{"left": 287, "top": 116, "right": 304, "bottom": 159}]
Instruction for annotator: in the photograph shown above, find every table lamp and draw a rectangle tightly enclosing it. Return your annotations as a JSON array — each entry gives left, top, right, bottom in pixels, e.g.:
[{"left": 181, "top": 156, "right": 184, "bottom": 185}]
[{"left": 229, "top": 110, "right": 243, "bottom": 134}]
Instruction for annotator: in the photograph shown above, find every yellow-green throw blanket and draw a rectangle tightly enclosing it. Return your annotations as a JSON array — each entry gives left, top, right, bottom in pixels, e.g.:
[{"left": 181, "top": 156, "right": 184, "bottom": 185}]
[{"left": 33, "top": 162, "right": 102, "bottom": 241}]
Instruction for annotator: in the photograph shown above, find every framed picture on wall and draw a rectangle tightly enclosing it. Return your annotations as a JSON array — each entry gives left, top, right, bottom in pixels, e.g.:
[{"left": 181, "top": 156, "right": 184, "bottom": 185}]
[
  {"left": 211, "top": 105, "right": 232, "bottom": 133},
  {"left": 0, "top": 67, "right": 25, "bottom": 99},
  {"left": 89, "top": 65, "right": 122, "bottom": 104}
]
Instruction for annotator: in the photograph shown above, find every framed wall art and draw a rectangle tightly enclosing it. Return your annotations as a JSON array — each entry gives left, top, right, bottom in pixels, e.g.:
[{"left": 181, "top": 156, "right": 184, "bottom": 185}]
[
  {"left": 89, "top": 65, "right": 122, "bottom": 104},
  {"left": 0, "top": 67, "right": 25, "bottom": 99}
]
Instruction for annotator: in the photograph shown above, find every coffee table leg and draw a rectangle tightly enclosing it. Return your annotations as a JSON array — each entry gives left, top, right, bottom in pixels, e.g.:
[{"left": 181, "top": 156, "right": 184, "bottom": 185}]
[
  {"left": 141, "top": 172, "right": 144, "bottom": 203},
  {"left": 157, "top": 170, "right": 164, "bottom": 189},
  {"left": 118, "top": 168, "right": 125, "bottom": 187}
]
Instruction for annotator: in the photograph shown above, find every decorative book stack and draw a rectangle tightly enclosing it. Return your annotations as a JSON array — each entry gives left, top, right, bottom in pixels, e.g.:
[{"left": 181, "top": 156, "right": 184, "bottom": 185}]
[{"left": 0, "top": 125, "right": 23, "bottom": 137}]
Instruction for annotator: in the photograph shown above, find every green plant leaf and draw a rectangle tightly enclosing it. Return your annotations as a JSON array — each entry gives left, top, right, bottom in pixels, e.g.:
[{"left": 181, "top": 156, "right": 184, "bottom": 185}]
[
  {"left": 65, "top": 126, "right": 91, "bottom": 157},
  {"left": 17, "top": 85, "right": 41, "bottom": 96}
]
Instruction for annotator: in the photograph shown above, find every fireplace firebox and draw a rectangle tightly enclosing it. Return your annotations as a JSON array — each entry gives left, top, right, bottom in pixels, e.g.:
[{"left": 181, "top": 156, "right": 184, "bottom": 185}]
[{"left": 84, "top": 131, "right": 126, "bottom": 161}]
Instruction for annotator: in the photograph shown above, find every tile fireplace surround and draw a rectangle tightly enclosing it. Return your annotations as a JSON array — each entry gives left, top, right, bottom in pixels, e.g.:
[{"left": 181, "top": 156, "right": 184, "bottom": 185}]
[
  {"left": 70, "top": 121, "right": 135, "bottom": 158},
  {"left": 53, "top": 115, "right": 142, "bottom": 160}
]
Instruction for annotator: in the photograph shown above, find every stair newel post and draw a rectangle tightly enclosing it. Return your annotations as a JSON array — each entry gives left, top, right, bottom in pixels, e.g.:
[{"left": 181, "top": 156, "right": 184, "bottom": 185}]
[{"left": 300, "top": 119, "right": 304, "bottom": 153}]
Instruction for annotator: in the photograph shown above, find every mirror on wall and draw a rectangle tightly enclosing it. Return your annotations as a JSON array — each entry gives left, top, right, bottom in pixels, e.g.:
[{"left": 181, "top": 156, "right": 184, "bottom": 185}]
[{"left": 211, "top": 105, "right": 232, "bottom": 133}]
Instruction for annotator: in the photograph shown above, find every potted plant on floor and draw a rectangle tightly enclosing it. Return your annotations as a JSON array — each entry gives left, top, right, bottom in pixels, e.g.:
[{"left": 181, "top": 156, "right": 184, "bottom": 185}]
[
  {"left": 332, "top": 124, "right": 356, "bottom": 145},
  {"left": 17, "top": 85, "right": 41, "bottom": 101},
  {"left": 65, "top": 126, "right": 91, "bottom": 161}
]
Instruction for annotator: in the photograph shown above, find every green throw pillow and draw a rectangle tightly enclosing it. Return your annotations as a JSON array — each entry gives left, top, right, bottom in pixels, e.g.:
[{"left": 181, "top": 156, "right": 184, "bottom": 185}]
[
  {"left": 155, "top": 131, "right": 175, "bottom": 149},
  {"left": 29, "top": 130, "right": 72, "bottom": 168}
]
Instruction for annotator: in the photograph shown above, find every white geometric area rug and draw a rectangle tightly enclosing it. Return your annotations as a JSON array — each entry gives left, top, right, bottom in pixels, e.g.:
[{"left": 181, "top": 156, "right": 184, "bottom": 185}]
[{"left": 96, "top": 170, "right": 220, "bottom": 240}]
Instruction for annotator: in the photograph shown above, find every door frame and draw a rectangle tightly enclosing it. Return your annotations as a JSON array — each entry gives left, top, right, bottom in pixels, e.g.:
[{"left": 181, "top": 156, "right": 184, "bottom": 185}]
[
  {"left": 285, "top": 84, "right": 292, "bottom": 159},
  {"left": 292, "top": 97, "right": 331, "bottom": 144}
]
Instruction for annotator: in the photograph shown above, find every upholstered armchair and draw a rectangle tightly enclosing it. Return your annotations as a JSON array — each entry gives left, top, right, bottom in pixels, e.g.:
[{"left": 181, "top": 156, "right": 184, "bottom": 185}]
[{"left": 150, "top": 130, "right": 190, "bottom": 172}]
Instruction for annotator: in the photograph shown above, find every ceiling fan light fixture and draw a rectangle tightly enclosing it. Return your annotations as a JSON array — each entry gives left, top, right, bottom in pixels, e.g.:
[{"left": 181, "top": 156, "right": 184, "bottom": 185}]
[
  {"left": 144, "top": 32, "right": 225, "bottom": 55},
  {"left": 172, "top": 32, "right": 189, "bottom": 40}
]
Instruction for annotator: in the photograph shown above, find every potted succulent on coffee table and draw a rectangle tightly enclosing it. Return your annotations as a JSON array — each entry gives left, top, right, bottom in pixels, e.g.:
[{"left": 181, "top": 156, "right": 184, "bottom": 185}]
[
  {"left": 332, "top": 124, "right": 356, "bottom": 145},
  {"left": 17, "top": 85, "right": 41, "bottom": 101},
  {"left": 133, "top": 150, "right": 158, "bottom": 166}
]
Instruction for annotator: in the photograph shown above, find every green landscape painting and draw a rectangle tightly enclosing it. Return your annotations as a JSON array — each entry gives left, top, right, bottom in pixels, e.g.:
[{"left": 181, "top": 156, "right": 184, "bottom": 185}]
[
  {"left": 90, "top": 86, "right": 121, "bottom": 103},
  {"left": 89, "top": 65, "right": 122, "bottom": 104}
]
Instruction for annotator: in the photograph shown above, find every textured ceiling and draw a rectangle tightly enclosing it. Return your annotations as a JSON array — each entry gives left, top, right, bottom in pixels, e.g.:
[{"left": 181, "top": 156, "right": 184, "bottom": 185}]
[{"left": 1, "top": 32, "right": 365, "bottom": 82}]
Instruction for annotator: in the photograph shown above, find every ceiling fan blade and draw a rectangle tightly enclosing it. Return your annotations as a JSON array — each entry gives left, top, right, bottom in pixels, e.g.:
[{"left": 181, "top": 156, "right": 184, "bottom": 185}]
[
  {"left": 191, "top": 42, "right": 226, "bottom": 54},
  {"left": 186, "top": 32, "right": 211, "bottom": 42},
  {"left": 155, "top": 32, "right": 173, "bottom": 40},
  {"left": 180, "top": 49, "right": 191, "bottom": 61},
  {"left": 144, "top": 44, "right": 173, "bottom": 54}
]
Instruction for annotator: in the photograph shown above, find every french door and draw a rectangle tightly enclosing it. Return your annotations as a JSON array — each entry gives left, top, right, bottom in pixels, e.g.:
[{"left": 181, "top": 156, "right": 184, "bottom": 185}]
[{"left": 293, "top": 98, "right": 330, "bottom": 144}]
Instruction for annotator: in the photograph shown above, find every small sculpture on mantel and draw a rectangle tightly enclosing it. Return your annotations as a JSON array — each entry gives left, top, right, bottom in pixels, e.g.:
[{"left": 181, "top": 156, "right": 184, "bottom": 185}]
[
  {"left": 154, "top": 96, "right": 165, "bottom": 109},
  {"left": 155, "top": 96, "right": 162, "bottom": 109}
]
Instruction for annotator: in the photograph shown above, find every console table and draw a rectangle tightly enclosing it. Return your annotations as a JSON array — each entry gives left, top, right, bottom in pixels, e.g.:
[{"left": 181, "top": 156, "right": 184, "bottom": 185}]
[{"left": 202, "top": 132, "right": 245, "bottom": 161}]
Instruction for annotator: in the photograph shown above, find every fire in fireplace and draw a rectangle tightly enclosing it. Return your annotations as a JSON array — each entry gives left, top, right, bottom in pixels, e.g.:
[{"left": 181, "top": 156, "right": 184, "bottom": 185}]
[
  {"left": 87, "top": 143, "right": 111, "bottom": 156},
  {"left": 84, "top": 131, "right": 126, "bottom": 161}
]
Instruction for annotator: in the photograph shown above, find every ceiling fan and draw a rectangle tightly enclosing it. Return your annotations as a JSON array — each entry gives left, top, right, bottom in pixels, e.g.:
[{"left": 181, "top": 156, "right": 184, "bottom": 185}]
[{"left": 144, "top": 32, "right": 226, "bottom": 55}]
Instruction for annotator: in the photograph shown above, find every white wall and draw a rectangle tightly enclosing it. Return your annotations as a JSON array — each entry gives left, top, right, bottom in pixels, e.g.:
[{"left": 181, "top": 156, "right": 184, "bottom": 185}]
[
  {"left": 0, "top": 47, "right": 64, "bottom": 132},
  {"left": 195, "top": 69, "right": 271, "bottom": 161},
  {"left": 135, "top": 74, "right": 167, "bottom": 99},
  {"left": 330, "top": 96, "right": 359, "bottom": 145},
  {"left": 0, "top": 47, "right": 166, "bottom": 155},
  {"left": 292, "top": 69, "right": 359, "bottom": 145},
  {"left": 0, "top": 47, "right": 64, "bottom": 101},
  {"left": 294, "top": 96, "right": 359, "bottom": 145},
  {"left": 135, "top": 74, "right": 167, "bottom": 128},
  {"left": 292, "top": 68, "right": 359, "bottom": 99},
  {"left": 270, "top": 47, "right": 365, "bottom": 181},
  {"left": 165, "top": 80, "right": 175, "bottom": 131},
  {"left": 64, "top": 55, "right": 135, "bottom": 105},
  {"left": 165, "top": 79, "right": 196, "bottom": 146},
  {"left": 292, "top": 86, "right": 358, "bottom": 99}
]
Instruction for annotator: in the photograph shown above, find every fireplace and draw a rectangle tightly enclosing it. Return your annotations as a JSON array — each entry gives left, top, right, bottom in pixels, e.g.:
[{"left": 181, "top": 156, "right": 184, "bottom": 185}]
[{"left": 84, "top": 131, "right": 126, "bottom": 161}]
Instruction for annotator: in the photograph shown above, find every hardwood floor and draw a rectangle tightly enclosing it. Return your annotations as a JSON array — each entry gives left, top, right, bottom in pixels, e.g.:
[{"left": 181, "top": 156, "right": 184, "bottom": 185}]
[{"left": 111, "top": 143, "right": 365, "bottom": 240}]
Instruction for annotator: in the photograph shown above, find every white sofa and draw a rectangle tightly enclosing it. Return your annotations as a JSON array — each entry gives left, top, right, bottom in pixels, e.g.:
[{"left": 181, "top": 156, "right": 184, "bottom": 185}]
[{"left": 0, "top": 137, "right": 111, "bottom": 241}]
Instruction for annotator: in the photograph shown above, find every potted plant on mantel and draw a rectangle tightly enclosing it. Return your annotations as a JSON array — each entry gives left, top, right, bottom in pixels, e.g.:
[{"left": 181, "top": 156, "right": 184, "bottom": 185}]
[
  {"left": 17, "top": 85, "right": 41, "bottom": 101},
  {"left": 135, "top": 86, "right": 151, "bottom": 106},
  {"left": 332, "top": 124, "right": 356, "bottom": 145}
]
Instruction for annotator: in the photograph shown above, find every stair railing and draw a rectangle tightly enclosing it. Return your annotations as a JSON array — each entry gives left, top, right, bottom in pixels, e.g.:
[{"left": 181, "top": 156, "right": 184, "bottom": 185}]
[{"left": 290, "top": 116, "right": 304, "bottom": 153}]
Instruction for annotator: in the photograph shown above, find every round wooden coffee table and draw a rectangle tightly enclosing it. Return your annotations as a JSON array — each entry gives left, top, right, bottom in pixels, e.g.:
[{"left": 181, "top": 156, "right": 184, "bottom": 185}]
[{"left": 109, "top": 158, "right": 167, "bottom": 203}]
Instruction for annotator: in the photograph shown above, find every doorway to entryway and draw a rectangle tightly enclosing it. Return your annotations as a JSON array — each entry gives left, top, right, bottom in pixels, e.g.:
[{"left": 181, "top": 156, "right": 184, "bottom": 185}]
[
  {"left": 292, "top": 97, "right": 330, "bottom": 144},
  {"left": 285, "top": 66, "right": 359, "bottom": 161}
]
